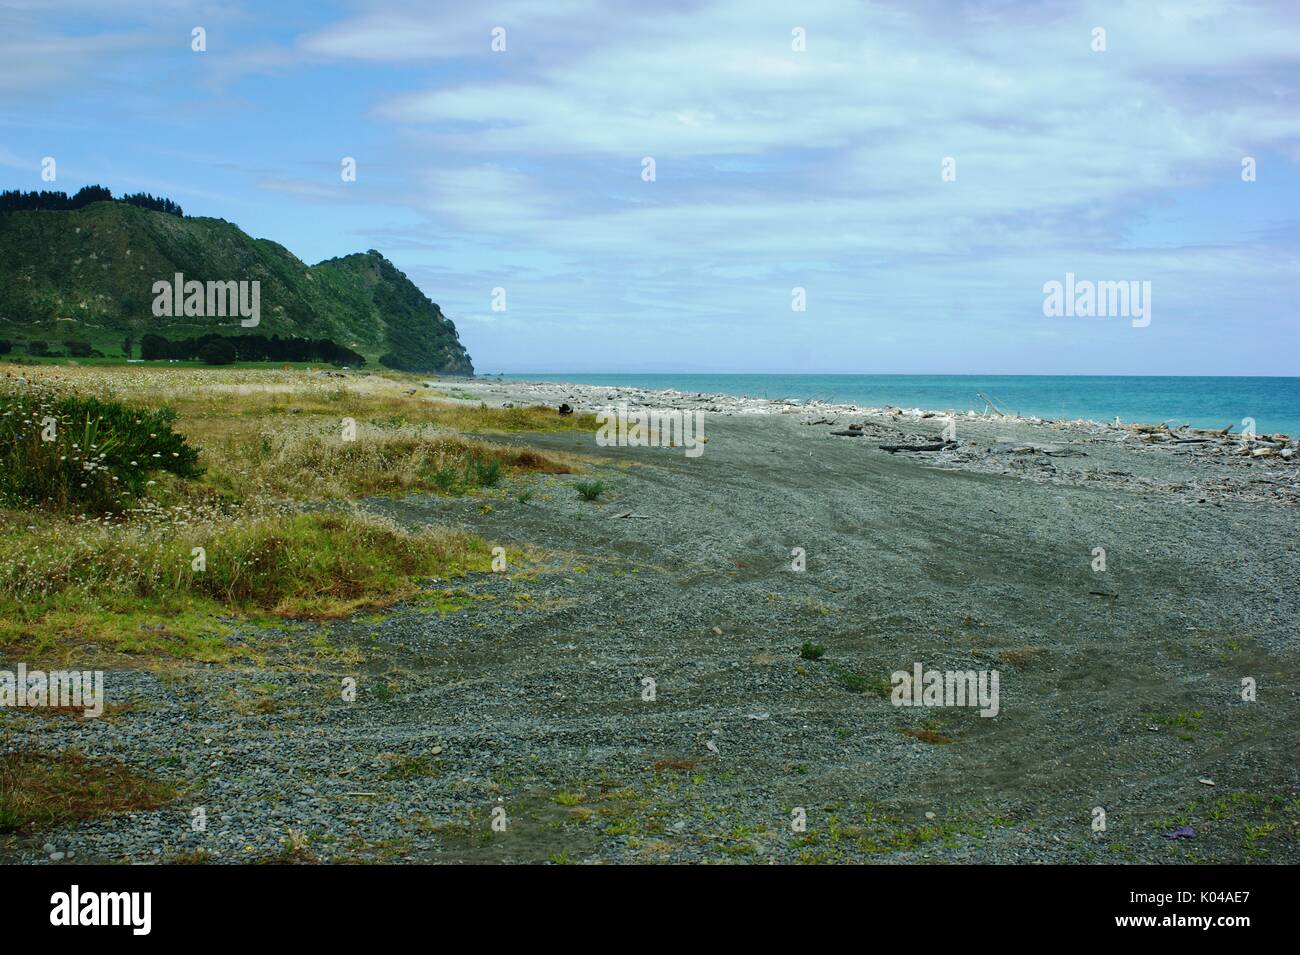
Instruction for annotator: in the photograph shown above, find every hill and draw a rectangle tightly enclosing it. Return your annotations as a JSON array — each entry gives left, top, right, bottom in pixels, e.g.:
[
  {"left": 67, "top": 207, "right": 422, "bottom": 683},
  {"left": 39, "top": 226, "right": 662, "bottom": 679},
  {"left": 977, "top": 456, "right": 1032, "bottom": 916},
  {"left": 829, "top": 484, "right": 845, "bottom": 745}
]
[{"left": 0, "top": 196, "right": 473, "bottom": 374}]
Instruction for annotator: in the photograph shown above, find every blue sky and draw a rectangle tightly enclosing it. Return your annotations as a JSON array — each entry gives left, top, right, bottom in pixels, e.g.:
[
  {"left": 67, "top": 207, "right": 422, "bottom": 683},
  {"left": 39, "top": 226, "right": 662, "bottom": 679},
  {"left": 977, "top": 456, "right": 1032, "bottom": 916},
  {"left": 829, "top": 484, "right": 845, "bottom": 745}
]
[{"left": 1, "top": 0, "right": 1297, "bottom": 375}]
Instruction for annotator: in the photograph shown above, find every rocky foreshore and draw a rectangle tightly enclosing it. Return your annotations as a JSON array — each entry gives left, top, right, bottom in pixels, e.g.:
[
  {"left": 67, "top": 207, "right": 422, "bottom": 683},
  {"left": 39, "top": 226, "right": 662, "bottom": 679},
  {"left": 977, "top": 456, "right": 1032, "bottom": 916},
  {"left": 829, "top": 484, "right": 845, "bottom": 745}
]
[{"left": 452, "top": 376, "right": 1300, "bottom": 509}]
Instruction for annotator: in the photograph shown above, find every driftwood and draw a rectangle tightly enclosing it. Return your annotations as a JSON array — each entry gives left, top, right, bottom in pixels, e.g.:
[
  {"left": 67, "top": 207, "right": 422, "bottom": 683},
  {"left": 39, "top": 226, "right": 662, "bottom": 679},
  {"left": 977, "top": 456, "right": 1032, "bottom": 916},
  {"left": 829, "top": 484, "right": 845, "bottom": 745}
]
[
  {"left": 830, "top": 430, "right": 866, "bottom": 437},
  {"left": 878, "top": 441, "right": 955, "bottom": 453}
]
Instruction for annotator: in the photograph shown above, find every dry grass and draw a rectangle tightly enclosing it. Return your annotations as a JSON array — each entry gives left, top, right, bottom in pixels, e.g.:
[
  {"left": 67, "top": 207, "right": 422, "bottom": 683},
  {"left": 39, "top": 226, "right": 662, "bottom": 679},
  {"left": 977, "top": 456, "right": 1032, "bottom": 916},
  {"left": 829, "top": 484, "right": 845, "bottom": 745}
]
[
  {"left": 8, "top": 364, "right": 599, "bottom": 435},
  {"left": 198, "top": 428, "right": 577, "bottom": 501},
  {"left": 6, "top": 365, "right": 585, "bottom": 501},
  {"left": 653, "top": 758, "right": 701, "bottom": 772},
  {"left": 997, "top": 647, "right": 1039, "bottom": 668},
  {"left": 0, "top": 750, "right": 175, "bottom": 833},
  {"left": 0, "top": 365, "right": 576, "bottom": 664},
  {"left": 900, "top": 726, "right": 956, "bottom": 745}
]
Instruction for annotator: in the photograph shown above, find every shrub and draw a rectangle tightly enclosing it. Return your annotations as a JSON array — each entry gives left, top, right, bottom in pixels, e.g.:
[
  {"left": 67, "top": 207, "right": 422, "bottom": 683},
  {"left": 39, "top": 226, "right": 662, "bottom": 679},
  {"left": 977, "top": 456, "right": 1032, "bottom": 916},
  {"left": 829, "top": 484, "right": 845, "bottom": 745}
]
[
  {"left": 198, "top": 339, "right": 237, "bottom": 366},
  {"left": 0, "top": 381, "right": 202, "bottom": 512},
  {"left": 799, "top": 641, "right": 826, "bottom": 661},
  {"left": 574, "top": 479, "right": 606, "bottom": 501},
  {"left": 469, "top": 456, "right": 502, "bottom": 487}
]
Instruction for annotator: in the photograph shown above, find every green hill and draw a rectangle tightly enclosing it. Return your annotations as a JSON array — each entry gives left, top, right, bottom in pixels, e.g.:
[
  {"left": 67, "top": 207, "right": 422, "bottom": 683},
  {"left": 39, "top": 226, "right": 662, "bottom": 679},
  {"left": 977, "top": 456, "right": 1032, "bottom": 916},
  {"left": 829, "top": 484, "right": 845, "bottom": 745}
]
[{"left": 0, "top": 200, "right": 473, "bottom": 374}]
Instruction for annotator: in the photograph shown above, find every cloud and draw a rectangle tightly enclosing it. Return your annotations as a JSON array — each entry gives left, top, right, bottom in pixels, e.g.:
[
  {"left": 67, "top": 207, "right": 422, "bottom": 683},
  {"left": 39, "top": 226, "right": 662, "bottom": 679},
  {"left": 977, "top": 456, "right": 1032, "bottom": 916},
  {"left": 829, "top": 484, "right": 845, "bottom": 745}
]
[{"left": 5, "top": 0, "right": 1298, "bottom": 373}]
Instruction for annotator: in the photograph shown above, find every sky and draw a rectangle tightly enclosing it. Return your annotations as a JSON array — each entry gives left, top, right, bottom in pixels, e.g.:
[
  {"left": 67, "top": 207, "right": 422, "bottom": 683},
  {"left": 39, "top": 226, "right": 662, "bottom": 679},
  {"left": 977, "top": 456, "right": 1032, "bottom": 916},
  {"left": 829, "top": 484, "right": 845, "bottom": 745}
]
[{"left": 1, "top": 0, "right": 1297, "bottom": 375}]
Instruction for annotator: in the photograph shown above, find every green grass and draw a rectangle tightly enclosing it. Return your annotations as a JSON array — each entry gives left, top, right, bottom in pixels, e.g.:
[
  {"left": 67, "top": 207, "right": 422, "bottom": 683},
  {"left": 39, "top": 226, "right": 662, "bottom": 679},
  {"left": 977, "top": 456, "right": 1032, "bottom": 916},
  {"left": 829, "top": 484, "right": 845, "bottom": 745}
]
[
  {"left": 0, "top": 509, "right": 492, "bottom": 664},
  {"left": 0, "top": 366, "right": 581, "bottom": 666},
  {"left": 380, "top": 755, "right": 443, "bottom": 781},
  {"left": 574, "top": 479, "right": 606, "bottom": 501},
  {"left": 0, "top": 379, "right": 200, "bottom": 513}
]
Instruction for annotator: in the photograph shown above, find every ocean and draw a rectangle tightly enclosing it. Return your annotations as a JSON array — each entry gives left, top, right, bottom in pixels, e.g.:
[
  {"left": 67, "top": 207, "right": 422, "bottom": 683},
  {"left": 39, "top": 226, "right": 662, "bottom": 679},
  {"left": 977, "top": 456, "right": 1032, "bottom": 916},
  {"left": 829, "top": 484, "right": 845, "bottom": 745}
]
[{"left": 499, "top": 374, "right": 1300, "bottom": 436}]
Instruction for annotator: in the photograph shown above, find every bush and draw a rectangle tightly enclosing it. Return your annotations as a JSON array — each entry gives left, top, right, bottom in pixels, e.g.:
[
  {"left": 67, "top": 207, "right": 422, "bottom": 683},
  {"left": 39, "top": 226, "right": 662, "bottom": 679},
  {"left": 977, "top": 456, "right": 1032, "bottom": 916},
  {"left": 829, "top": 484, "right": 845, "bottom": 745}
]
[
  {"left": 574, "top": 479, "right": 606, "bottom": 501},
  {"left": 0, "top": 381, "right": 202, "bottom": 512},
  {"left": 0, "top": 341, "right": 11, "bottom": 355},
  {"left": 470, "top": 456, "right": 502, "bottom": 487},
  {"left": 799, "top": 642, "right": 826, "bottom": 661},
  {"left": 198, "top": 339, "right": 238, "bottom": 365},
  {"left": 24, "top": 341, "right": 48, "bottom": 357}
]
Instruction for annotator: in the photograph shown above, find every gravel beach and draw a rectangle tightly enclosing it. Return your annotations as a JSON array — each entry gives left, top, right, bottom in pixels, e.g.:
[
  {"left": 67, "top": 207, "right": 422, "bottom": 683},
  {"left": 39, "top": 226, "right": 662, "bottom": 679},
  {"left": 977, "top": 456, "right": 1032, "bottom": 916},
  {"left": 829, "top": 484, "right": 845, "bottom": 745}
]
[{"left": 3, "top": 377, "right": 1296, "bottom": 864}]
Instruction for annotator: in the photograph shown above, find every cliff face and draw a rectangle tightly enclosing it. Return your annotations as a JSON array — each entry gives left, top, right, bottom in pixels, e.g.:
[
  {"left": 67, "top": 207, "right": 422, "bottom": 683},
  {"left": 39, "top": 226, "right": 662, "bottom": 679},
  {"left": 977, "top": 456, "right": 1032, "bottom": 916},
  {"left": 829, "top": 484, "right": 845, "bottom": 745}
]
[{"left": 0, "top": 202, "right": 473, "bottom": 374}]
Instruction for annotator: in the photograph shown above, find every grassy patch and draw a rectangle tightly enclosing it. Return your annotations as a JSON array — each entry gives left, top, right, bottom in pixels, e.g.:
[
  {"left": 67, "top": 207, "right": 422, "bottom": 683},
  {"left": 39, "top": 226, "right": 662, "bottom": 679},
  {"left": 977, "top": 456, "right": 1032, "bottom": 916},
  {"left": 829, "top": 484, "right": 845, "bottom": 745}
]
[
  {"left": 1152, "top": 710, "right": 1203, "bottom": 741},
  {"left": 0, "top": 750, "right": 175, "bottom": 833},
  {"left": 199, "top": 429, "right": 574, "bottom": 501},
  {"left": 574, "top": 479, "right": 606, "bottom": 501},
  {"left": 900, "top": 721, "right": 956, "bottom": 745},
  {"left": 0, "top": 378, "right": 200, "bottom": 513},
  {"left": 0, "top": 509, "right": 490, "bottom": 663},
  {"left": 380, "top": 755, "right": 443, "bottom": 781},
  {"left": 997, "top": 646, "right": 1039, "bottom": 667}
]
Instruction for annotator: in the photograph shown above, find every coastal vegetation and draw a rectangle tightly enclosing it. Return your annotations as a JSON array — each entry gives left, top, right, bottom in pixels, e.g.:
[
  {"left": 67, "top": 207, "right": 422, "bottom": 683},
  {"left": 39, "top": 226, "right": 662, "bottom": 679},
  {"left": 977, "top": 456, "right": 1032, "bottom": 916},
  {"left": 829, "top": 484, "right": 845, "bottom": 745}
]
[{"left": 0, "top": 365, "right": 590, "bottom": 665}]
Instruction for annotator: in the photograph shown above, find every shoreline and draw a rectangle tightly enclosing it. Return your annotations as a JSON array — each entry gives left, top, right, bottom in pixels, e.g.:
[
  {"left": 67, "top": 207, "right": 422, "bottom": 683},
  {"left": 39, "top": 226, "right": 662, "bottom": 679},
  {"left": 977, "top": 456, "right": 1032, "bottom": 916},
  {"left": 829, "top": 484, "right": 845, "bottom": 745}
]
[
  {"left": 443, "top": 375, "right": 1299, "bottom": 509},
  {"left": 474, "top": 372, "right": 1300, "bottom": 437},
  {"left": 457, "top": 374, "right": 1296, "bottom": 438}
]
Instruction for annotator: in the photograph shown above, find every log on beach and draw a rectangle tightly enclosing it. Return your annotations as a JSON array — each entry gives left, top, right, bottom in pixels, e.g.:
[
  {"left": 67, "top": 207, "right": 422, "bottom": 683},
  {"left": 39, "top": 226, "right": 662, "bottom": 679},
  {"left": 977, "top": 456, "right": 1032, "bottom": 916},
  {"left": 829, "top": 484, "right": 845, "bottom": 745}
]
[{"left": 878, "top": 441, "right": 956, "bottom": 453}]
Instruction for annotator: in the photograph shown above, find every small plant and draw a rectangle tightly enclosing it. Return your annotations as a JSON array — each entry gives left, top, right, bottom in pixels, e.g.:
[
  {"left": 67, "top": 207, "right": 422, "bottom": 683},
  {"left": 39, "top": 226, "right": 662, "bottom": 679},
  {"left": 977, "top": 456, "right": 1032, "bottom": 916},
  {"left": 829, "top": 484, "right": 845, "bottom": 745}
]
[
  {"left": 431, "top": 464, "right": 459, "bottom": 492},
  {"left": 574, "top": 479, "right": 606, "bottom": 501},
  {"left": 469, "top": 456, "right": 502, "bottom": 487},
  {"left": 516, "top": 488, "right": 535, "bottom": 504},
  {"left": 381, "top": 755, "right": 441, "bottom": 780},
  {"left": 799, "top": 641, "right": 826, "bottom": 661},
  {"left": 832, "top": 666, "right": 872, "bottom": 693},
  {"left": 900, "top": 722, "right": 955, "bottom": 745},
  {"left": 998, "top": 646, "right": 1039, "bottom": 668},
  {"left": 0, "top": 380, "right": 201, "bottom": 513}
]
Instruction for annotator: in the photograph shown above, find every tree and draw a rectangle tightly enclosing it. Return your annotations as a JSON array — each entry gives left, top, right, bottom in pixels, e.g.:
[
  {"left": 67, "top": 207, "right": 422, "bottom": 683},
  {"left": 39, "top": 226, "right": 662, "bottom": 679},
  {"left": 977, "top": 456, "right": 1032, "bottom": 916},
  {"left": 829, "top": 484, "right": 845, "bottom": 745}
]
[
  {"left": 65, "top": 340, "right": 94, "bottom": 357},
  {"left": 0, "top": 340, "right": 11, "bottom": 355},
  {"left": 198, "top": 338, "right": 237, "bottom": 365},
  {"left": 122, "top": 334, "right": 134, "bottom": 359},
  {"left": 70, "top": 185, "right": 112, "bottom": 207},
  {"left": 25, "top": 340, "right": 48, "bottom": 357},
  {"left": 139, "top": 333, "right": 171, "bottom": 361}
]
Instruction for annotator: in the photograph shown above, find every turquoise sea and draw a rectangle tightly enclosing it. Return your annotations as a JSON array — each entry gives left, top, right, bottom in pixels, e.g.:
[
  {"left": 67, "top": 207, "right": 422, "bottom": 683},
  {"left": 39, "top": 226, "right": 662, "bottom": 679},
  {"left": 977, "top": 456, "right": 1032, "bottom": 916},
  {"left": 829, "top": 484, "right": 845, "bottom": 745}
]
[{"left": 500, "top": 374, "right": 1300, "bottom": 436}]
